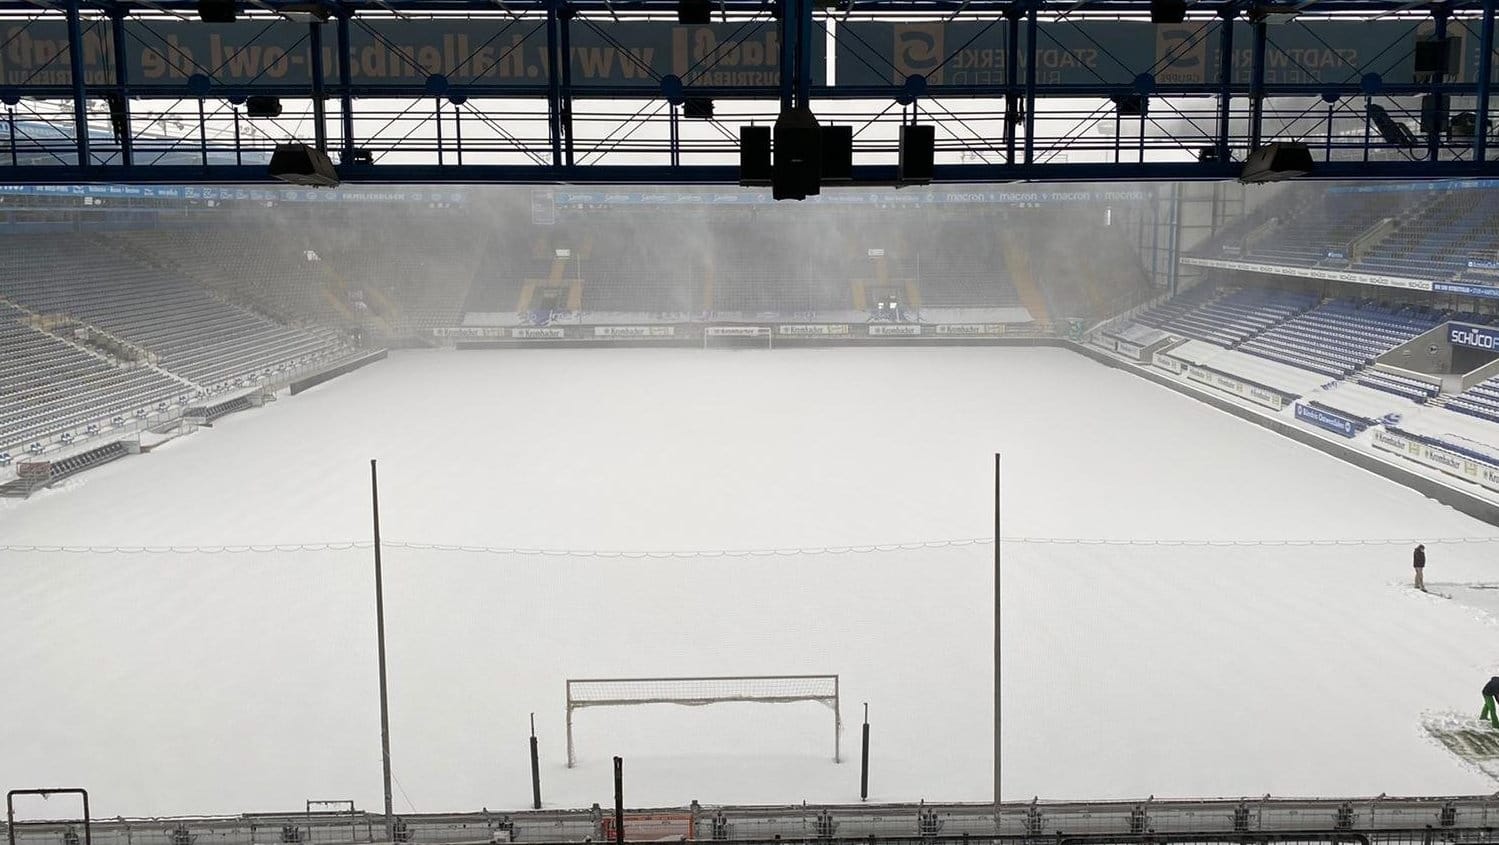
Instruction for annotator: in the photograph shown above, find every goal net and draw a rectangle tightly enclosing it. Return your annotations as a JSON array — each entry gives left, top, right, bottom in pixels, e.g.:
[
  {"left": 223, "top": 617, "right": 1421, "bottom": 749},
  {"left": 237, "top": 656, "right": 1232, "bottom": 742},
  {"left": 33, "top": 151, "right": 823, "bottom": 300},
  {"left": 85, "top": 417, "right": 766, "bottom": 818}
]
[
  {"left": 703, "top": 326, "right": 773, "bottom": 350},
  {"left": 565, "top": 674, "right": 840, "bottom": 767}
]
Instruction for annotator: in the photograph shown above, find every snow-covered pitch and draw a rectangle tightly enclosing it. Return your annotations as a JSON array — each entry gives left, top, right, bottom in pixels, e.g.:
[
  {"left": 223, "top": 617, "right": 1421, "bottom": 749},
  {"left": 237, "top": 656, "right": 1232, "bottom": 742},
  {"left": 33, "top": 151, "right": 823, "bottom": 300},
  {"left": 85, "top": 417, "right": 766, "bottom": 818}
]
[{"left": 2, "top": 347, "right": 1497, "bottom": 818}]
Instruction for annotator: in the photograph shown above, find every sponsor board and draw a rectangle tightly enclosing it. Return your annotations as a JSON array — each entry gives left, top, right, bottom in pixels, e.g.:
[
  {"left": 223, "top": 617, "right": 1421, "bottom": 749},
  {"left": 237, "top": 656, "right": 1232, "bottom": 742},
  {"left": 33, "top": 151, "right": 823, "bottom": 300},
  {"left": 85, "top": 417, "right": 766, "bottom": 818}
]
[
  {"left": 555, "top": 188, "right": 1148, "bottom": 207},
  {"left": 1372, "top": 428, "right": 1415, "bottom": 454},
  {"left": 1448, "top": 322, "right": 1499, "bottom": 352},
  {"left": 835, "top": 20, "right": 1470, "bottom": 89},
  {"left": 1294, "top": 403, "right": 1359, "bottom": 438},
  {"left": 1154, "top": 353, "right": 1188, "bottom": 374},
  {"left": 1468, "top": 259, "right": 1499, "bottom": 271},
  {"left": 511, "top": 327, "right": 566, "bottom": 339},
  {"left": 1092, "top": 334, "right": 1118, "bottom": 352},
  {"left": 1116, "top": 339, "right": 1144, "bottom": 359},
  {"left": 1372, "top": 428, "right": 1499, "bottom": 495},
  {"left": 433, "top": 326, "right": 509, "bottom": 338},
  {"left": 593, "top": 326, "right": 675, "bottom": 338},
  {"left": 1179, "top": 256, "right": 1435, "bottom": 292},
  {"left": 935, "top": 323, "right": 1004, "bottom": 336},
  {"left": 16, "top": 461, "right": 51, "bottom": 480},
  {"left": 1433, "top": 282, "right": 1499, "bottom": 299},
  {"left": 600, "top": 815, "right": 693, "bottom": 842},
  {"left": 776, "top": 324, "right": 851, "bottom": 336},
  {"left": 705, "top": 326, "right": 769, "bottom": 337},
  {"left": 868, "top": 324, "right": 921, "bottom": 336},
  {"left": 1187, "top": 365, "right": 1288, "bottom": 410},
  {"left": 0, "top": 183, "right": 463, "bottom": 205},
  {"left": 0, "top": 20, "right": 814, "bottom": 90}
]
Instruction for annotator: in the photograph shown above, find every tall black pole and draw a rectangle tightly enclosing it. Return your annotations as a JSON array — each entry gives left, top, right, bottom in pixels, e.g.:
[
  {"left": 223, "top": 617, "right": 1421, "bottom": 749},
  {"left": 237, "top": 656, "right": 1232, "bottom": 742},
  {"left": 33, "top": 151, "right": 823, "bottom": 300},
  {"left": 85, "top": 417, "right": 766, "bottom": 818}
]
[
  {"left": 530, "top": 713, "right": 542, "bottom": 810},
  {"left": 613, "top": 757, "right": 624, "bottom": 845},
  {"left": 994, "top": 453, "right": 1001, "bottom": 810},
  {"left": 859, "top": 703, "right": 870, "bottom": 802},
  {"left": 372, "top": 460, "right": 395, "bottom": 843},
  {"left": 64, "top": 0, "right": 89, "bottom": 169}
]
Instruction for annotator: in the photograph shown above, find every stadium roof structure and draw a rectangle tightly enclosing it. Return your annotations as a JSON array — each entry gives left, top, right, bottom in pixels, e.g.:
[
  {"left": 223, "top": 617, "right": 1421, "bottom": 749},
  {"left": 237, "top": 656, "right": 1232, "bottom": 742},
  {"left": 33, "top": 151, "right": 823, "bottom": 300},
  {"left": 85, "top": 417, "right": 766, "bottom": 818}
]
[{"left": 0, "top": 0, "right": 1496, "bottom": 184}]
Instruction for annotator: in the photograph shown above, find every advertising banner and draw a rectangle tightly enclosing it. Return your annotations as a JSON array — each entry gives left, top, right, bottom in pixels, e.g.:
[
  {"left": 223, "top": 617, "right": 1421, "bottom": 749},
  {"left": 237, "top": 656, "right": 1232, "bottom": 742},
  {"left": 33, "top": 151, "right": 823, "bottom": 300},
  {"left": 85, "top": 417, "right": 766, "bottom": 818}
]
[
  {"left": 1449, "top": 322, "right": 1499, "bottom": 351},
  {"left": 0, "top": 19, "right": 815, "bottom": 90},
  {"left": 835, "top": 19, "right": 1466, "bottom": 89},
  {"left": 869, "top": 324, "right": 921, "bottom": 335},
  {"left": 1294, "top": 402, "right": 1360, "bottom": 438}
]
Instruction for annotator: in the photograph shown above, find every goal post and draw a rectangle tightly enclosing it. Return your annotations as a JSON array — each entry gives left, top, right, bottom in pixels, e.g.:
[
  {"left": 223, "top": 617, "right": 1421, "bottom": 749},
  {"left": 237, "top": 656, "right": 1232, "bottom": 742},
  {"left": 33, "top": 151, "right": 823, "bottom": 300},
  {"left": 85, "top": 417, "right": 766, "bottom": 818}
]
[{"left": 565, "top": 674, "right": 840, "bottom": 767}]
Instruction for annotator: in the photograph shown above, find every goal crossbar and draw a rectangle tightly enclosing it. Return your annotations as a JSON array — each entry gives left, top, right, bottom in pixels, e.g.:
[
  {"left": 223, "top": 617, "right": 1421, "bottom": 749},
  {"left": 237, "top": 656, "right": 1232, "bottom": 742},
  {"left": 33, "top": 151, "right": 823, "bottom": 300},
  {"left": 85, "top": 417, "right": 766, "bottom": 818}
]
[{"left": 565, "top": 674, "right": 840, "bottom": 767}]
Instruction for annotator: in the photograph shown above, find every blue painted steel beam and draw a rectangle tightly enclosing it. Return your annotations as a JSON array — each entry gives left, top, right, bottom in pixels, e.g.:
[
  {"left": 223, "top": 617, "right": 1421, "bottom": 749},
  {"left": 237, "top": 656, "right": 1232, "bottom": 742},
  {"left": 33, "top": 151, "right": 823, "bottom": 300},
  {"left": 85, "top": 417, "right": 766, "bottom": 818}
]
[
  {"left": 797, "top": 0, "right": 813, "bottom": 107},
  {"left": 559, "top": 2, "right": 575, "bottom": 166},
  {"left": 546, "top": 0, "right": 563, "bottom": 166},
  {"left": 1215, "top": 10, "right": 1232, "bottom": 164},
  {"left": 337, "top": 10, "right": 355, "bottom": 163},
  {"left": 1023, "top": 0, "right": 1036, "bottom": 164},
  {"left": 1248, "top": 18, "right": 1265, "bottom": 149},
  {"left": 4, "top": 159, "right": 1498, "bottom": 183},
  {"left": 109, "top": 8, "right": 133, "bottom": 167},
  {"left": 1478, "top": 0, "right": 1494, "bottom": 162},
  {"left": 779, "top": 0, "right": 796, "bottom": 109},
  {"left": 1429, "top": 2, "right": 1449, "bottom": 163},
  {"left": 65, "top": 0, "right": 90, "bottom": 167},
  {"left": 16, "top": 80, "right": 1474, "bottom": 101},
  {"left": 0, "top": 0, "right": 1489, "bottom": 12},
  {"left": 15, "top": 81, "right": 1483, "bottom": 100},
  {"left": 1004, "top": 9, "right": 1018, "bottom": 164},
  {"left": 309, "top": 19, "right": 328, "bottom": 151}
]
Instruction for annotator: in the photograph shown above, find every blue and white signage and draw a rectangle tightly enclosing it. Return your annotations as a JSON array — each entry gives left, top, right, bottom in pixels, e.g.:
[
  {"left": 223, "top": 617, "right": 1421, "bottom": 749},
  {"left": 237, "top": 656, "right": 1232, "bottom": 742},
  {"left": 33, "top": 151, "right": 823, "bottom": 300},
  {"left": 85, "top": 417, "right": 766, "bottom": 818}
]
[
  {"left": 1434, "top": 282, "right": 1499, "bottom": 299},
  {"left": 1449, "top": 322, "right": 1499, "bottom": 351},
  {"left": 1295, "top": 402, "right": 1359, "bottom": 438}
]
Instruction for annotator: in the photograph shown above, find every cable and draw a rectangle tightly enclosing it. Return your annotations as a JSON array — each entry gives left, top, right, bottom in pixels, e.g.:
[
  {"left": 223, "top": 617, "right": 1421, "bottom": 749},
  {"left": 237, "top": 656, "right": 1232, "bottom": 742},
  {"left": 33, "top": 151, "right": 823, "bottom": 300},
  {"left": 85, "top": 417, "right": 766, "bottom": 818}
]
[{"left": 1, "top": 535, "right": 1497, "bottom": 558}]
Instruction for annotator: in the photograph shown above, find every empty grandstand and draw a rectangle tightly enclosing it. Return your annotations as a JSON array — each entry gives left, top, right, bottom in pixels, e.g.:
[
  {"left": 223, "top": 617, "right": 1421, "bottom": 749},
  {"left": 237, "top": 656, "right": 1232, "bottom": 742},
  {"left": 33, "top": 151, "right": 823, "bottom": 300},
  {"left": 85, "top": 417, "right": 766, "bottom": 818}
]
[{"left": 0, "top": 187, "right": 1154, "bottom": 475}]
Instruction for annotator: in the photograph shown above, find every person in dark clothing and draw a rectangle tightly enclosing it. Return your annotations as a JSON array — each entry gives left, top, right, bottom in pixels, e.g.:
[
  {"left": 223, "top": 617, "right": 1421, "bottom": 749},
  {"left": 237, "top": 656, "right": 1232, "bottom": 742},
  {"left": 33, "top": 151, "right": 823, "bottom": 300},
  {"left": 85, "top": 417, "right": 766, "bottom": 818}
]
[
  {"left": 1481, "top": 677, "right": 1499, "bottom": 728},
  {"left": 1413, "top": 544, "right": 1427, "bottom": 591}
]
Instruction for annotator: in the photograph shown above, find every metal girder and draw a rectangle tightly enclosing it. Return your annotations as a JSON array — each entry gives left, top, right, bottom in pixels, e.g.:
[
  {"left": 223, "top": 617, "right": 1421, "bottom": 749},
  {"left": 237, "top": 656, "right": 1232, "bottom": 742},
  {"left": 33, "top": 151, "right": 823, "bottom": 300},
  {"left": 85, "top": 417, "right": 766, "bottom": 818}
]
[
  {"left": 3, "top": 158, "right": 1498, "bottom": 181},
  {"left": 1, "top": 0, "right": 1496, "bottom": 184},
  {"left": 0, "top": 0, "right": 1490, "bottom": 13}
]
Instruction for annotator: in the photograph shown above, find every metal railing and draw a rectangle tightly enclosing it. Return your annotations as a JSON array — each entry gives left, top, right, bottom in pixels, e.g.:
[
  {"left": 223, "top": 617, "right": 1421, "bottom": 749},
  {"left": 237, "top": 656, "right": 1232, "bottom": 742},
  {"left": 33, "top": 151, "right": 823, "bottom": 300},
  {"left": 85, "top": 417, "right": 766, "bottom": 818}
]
[{"left": 4, "top": 797, "right": 1495, "bottom": 845}]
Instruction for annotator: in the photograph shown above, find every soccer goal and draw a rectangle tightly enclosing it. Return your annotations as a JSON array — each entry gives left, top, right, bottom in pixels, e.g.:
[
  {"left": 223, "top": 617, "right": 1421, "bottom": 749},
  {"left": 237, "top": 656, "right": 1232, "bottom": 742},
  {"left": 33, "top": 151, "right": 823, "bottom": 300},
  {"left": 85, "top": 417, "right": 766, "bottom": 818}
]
[
  {"left": 565, "top": 674, "right": 840, "bottom": 767},
  {"left": 703, "top": 326, "right": 773, "bottom": 350}
]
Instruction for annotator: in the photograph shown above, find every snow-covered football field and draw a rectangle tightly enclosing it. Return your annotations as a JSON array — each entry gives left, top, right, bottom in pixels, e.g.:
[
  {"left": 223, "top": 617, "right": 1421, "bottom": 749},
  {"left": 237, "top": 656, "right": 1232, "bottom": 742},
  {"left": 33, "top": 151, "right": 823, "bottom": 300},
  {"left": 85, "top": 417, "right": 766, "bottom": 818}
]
[{"left": 3, "top": 347, "right": 1498, "bottom": 817}]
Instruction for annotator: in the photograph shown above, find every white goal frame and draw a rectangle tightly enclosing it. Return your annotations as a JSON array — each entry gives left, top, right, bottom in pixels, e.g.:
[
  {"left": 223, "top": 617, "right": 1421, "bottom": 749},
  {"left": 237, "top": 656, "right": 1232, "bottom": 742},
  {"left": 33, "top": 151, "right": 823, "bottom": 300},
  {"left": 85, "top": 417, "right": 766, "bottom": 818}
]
[{"left": 565, "top": 674, "right": 840, "bottom": 767}]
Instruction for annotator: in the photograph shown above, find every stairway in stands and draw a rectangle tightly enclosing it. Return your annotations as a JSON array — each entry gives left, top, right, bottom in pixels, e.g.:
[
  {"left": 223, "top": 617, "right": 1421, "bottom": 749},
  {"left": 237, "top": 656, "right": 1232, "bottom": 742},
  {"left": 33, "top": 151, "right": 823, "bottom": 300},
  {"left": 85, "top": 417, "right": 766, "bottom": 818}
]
[{"left": 999, "top": 230, "right": 1051, "bottom": 323}]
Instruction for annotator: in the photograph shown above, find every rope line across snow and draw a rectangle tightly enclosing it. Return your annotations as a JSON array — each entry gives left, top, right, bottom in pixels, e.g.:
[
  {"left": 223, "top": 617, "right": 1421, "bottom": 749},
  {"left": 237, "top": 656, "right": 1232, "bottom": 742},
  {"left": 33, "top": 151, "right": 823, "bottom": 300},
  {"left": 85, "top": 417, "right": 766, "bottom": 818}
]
[{"left": 2, "top": 535, "right": 1498, "bottom": 557}]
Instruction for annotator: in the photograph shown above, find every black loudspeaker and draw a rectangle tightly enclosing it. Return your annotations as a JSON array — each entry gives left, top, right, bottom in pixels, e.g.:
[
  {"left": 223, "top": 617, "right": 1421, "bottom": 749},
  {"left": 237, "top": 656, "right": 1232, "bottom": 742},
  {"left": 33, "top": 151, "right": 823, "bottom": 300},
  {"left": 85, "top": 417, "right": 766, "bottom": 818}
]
[
  {"left": 102, "top": 93, "right": 127, "bottom": 144},
  {"left": 1421, "top": 93, "right": 1449, "bottom": 134},
  {"left": 1368, "top": 103, "right": 1417, "bottom": 147},
  {"left": 773, "top": 107, "right": 821, "bottom": 200},
  {"left": 678, "top": 0, "right": 711, "bottom": 24},
  {"left": 821, "top": 124, "right": 853, "bottom": 181},
  {"left": 1239, "top": 142, "right": 1313, "bottom": 183},
  {"left": 197, "top": 0, "right": 236, "bottom": 23},
  {"left": 1150, "top": 0, "right": 1188, "bottom": 23},
  {"left": 269, "top": 144, "right": 340, "bottom": 188},
  {"left": 1450, "top": 111, "right": 1485, "bottom": 139},
  {"left": 245, "top": 95, "right": 283, "bottom": 118},
  {"left": 1113, "top": 94, "right": 1147, "bottom": 116},
  {"left": 1414, "top": 37, "right": 1456, "bottom": 75},
  {"left": 683, "top": 98, "right": 714, "bottom": 119},
  {"left": 739, "top": 125, "right": 772, "bottom": 186},
  {"left": 898, "top": 124, "right": 935, "bottom": 185}
]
